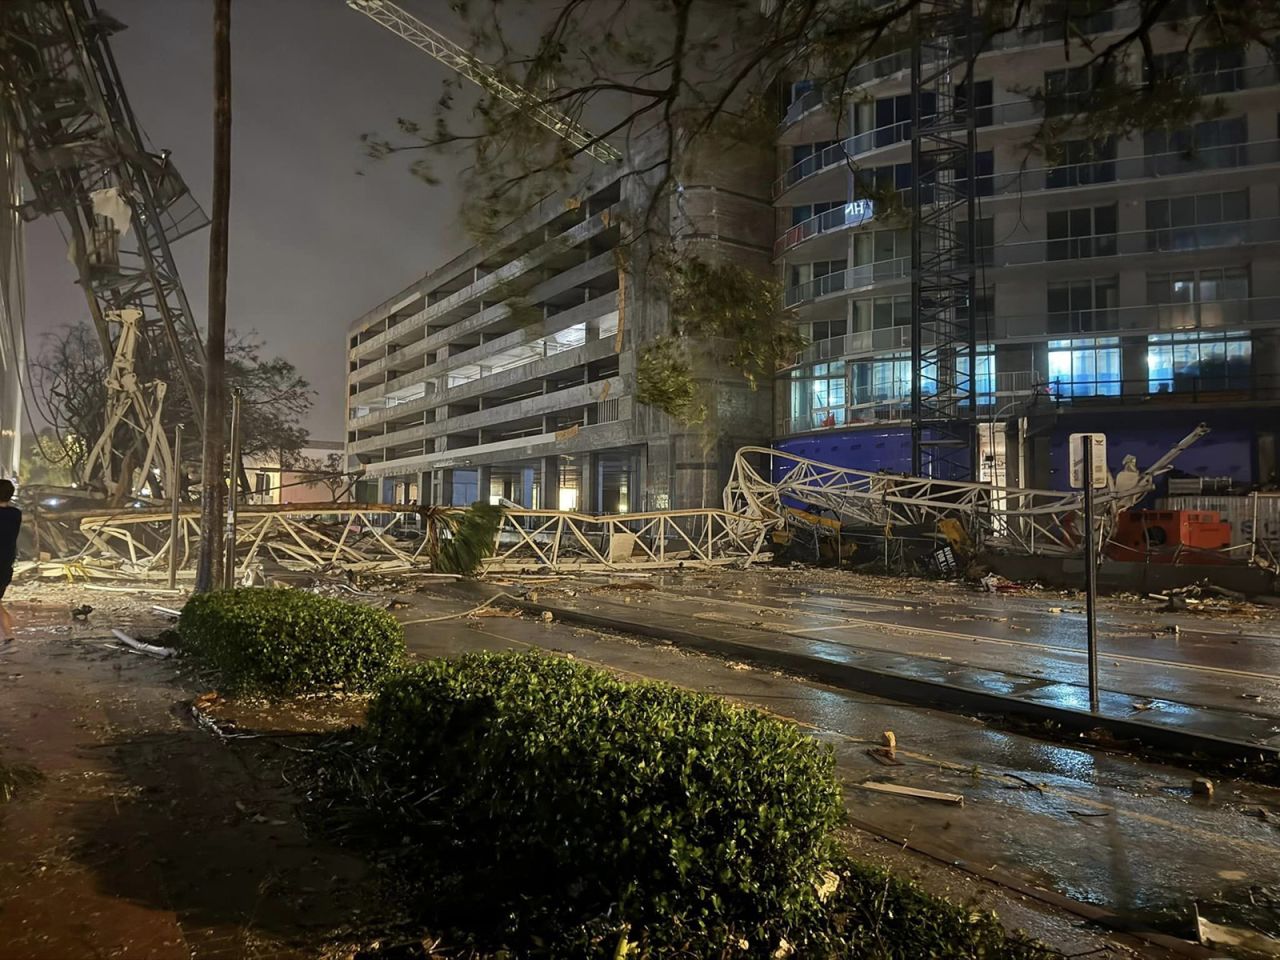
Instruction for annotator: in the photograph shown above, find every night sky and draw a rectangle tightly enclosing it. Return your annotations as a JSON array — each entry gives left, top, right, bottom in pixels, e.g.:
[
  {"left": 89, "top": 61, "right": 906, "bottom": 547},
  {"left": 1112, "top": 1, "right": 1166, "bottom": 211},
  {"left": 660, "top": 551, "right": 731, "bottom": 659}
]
[{"left": 23, "top": 0, "right": 476, "bottom": 439}]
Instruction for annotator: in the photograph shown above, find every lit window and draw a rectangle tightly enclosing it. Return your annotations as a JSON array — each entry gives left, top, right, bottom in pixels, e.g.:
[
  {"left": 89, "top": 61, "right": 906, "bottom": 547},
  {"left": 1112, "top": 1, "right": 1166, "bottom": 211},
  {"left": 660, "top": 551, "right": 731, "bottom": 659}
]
[
  {"left": 1147, "top": 330, "right": 1251, "bottom": 392},
  {"left": 1047, "top": 337, "right": 1122, "bottom": 397}
]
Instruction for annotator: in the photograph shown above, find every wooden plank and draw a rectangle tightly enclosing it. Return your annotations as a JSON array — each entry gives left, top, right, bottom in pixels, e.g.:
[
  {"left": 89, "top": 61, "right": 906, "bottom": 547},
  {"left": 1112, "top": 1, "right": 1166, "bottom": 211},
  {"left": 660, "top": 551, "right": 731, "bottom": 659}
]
[{"left": 855, "top": 781, "right": 965, "bottom": 806}]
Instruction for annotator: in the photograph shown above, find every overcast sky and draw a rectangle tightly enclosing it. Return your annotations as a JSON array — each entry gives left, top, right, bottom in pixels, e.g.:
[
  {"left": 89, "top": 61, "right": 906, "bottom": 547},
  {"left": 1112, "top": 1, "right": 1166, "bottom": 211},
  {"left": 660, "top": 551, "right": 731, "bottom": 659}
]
[{"left": 24, "top": 0, "right": 476, "bottom": 439}]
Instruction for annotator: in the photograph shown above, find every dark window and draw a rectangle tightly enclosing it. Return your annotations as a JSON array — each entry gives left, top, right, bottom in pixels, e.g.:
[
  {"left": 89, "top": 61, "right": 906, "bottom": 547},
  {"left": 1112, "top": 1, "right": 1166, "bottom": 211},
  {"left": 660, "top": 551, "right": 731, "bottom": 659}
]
[
  {"left": 870, "top": 93, "right": 936, "bottom": 146},
  {"left": 1047, "top": 138, "right": 1116, "bottom": 188},
  {"left": 1047, "top": 204, "right": 1117, "bottom": 260},
  {"left": 1145, "top": 116, "right": 1247, "bottom": 175},
  {"left": 1047, "top": 277, "right": 1119, "bottom": 334},
  {"left": 956, "top": 150, "right": 994, "bottom": 197},
  {"left": 1041, "top": 0, "right": 1113, "bottom": 37},
  {"left": 812, "top": 318, "right": 848, "bottom": 341},
  {"left": 1044, "top": 64, "right": 1109, "bottom": 117},
  {"left": 961, "top": 218, "right": 995, "bottom": 265},
  {"left": 957, "top": 79, "right": 994, "bottom": 127},
  {"left": 1147, "top": 190, "right": 1248, "bottom": 251}
]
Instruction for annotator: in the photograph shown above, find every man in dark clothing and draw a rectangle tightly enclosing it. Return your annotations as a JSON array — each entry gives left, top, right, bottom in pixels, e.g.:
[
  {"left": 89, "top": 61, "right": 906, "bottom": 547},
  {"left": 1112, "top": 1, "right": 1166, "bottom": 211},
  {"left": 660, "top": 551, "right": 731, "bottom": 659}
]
[{"left": 0, "top": 478, "right": 20, "bottom": 642}]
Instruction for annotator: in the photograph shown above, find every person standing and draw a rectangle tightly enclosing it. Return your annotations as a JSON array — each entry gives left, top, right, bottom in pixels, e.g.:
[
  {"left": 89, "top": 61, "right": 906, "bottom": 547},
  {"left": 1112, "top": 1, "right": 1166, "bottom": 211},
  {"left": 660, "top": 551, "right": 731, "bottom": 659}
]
[{"left": 0, "top": 479, "right": 20, "bottom": 643}]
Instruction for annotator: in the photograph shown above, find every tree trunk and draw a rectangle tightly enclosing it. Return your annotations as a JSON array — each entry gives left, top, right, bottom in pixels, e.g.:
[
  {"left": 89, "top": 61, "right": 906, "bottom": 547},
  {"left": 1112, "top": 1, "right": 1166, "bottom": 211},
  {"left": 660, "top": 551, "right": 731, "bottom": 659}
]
[{"left": 195, "top": 0, "right": 232, "bottom": 593}]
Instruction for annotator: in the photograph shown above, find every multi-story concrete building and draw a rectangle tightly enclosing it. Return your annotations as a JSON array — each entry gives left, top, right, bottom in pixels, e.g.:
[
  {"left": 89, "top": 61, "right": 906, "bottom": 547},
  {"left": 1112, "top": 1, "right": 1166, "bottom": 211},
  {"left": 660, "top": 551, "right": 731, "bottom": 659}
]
[
  {"left": 775, "top": 5, "right": 1280, "bottom": 490},
  {"left": 349, "top": 6, "right": 1280, "bottom": 512},
  {"left": 345, "top": 134, "right": 774, "bottom": 511}
]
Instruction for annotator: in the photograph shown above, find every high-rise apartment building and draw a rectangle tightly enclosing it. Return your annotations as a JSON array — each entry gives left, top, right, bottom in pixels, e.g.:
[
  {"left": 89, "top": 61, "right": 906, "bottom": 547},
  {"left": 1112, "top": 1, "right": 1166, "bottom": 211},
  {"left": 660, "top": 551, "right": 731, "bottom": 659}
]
[
  {"left": 348, "top": 6, "right": 1280, "bottom": 510},
  {"left": 775, "top": 5, "right": 1280, "bottom": 489}
]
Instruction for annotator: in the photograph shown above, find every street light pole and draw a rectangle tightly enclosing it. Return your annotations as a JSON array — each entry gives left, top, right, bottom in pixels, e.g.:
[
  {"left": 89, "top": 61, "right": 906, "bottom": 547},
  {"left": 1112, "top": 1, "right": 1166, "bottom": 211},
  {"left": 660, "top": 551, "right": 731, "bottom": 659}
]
[
  {"left": 168, "top": 424, "right": 183, "bottom": 590},
  {"left": 1083, "top": 440, "right": 1100, "bottom": 712}
]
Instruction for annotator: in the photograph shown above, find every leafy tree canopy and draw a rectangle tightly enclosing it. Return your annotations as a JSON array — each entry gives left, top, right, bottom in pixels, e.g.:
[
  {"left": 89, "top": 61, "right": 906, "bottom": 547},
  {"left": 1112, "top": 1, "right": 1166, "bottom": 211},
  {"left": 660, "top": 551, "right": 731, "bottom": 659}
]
[{"left": 30, "top": 323, "right": 313, "bottom": 495}]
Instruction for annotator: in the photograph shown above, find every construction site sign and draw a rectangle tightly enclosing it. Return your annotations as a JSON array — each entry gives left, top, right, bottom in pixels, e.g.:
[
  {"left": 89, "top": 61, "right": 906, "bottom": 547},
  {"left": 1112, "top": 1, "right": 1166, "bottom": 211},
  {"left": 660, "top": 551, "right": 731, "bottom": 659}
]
[{"left": 1069, "top": 433, "right": 1108, "bottom": 489}]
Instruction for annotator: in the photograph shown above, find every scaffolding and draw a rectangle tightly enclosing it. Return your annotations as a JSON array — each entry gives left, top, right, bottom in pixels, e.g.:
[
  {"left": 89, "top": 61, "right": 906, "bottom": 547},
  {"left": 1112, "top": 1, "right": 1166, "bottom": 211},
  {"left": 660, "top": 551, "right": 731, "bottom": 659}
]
[
  {"left": 910, "top": 0, "right": 979, "bottom": 480},
  {"left": 0, "top": 0, "right": 207, "bottom": 496}
]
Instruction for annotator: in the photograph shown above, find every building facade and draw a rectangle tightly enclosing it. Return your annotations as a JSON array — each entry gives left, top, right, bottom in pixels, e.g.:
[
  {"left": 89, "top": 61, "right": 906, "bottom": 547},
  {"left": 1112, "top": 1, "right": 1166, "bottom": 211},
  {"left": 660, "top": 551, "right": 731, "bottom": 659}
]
[
  {"left": 775, "top": 4, "right": 1280, "bottom": 491},
  {"left": 345, "top": 132, "right": 775, "bottom": 512},
  {"left": 348, "top": 6, "right": 1280, "bottom": 513}
]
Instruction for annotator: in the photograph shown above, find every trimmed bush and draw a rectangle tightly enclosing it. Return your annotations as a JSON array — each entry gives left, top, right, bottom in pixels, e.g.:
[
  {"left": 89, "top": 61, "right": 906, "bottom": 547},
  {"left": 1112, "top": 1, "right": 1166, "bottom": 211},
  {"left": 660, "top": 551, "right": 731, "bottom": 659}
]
[
  {"left": 366, "top": 651, "right": 844, "bottom": 955},
  {"left": 180, "top": 588, "right": 404, "bottom": 696},
  {"left": 822, "top": 858, "right": 1057, "bottom": 960}
]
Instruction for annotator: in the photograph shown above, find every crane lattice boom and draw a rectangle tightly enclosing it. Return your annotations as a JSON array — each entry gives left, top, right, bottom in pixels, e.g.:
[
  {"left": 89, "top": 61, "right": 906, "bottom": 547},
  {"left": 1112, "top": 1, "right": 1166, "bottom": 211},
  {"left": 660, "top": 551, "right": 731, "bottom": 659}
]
[{"left": 346, "top": 0, "right": 622, "bottom": 165}]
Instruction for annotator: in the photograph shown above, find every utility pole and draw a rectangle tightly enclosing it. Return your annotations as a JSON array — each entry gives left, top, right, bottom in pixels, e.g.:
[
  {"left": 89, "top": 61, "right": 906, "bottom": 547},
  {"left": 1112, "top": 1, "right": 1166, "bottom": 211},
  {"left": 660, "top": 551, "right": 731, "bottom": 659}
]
[{"left": 195, "top": 0, "right": 231, "bottom": 593}]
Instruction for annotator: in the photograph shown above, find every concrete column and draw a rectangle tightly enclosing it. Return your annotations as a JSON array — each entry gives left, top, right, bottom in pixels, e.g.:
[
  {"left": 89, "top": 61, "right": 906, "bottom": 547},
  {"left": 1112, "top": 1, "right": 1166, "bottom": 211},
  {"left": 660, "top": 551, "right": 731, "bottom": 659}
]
[
  {"left": 582, "top": 453, "right": 601, "bottom": 514},
  {"left": 1121, "top": 335, "right": 1148, "bottom": 395},
  {"left": 476, "top": 465, "right": 492, "bottom": 505},
  {"left": 541, "top": 455, "right": 560, "bottom": 510},
  {"left": 435, "top": 469, "right": 454, "bottom": 507}
]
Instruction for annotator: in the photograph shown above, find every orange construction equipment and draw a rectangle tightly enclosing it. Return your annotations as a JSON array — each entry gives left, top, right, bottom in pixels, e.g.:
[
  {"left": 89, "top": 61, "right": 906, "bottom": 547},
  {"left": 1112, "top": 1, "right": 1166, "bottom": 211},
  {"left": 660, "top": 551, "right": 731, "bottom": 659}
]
[{"left": 1107, "top": 509, "right": 1232, "bottom": 564}]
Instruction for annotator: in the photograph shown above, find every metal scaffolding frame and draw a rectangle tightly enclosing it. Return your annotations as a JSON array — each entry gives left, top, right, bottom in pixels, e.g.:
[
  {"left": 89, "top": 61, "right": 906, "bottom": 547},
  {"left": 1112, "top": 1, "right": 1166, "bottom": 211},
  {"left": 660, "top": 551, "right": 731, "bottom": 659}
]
[
  {"left": 0, "top": 0, "right": 207, "bottom": 496},
  {"left": 910, "top": 0, "right": 979, "bottom": 480}
]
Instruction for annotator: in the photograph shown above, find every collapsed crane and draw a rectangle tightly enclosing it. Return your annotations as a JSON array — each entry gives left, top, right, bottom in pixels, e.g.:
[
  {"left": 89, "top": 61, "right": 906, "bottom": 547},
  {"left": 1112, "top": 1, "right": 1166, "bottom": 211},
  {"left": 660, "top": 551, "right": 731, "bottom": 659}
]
[
  {"left": 725, "top": 425, "right": 1212, "bottom": 559},
  {"left": 345, "top": 0, "right": 621, "bottom": 165},
  {"left": 0, "top": 0, "right": 206, "bottom": 500}
]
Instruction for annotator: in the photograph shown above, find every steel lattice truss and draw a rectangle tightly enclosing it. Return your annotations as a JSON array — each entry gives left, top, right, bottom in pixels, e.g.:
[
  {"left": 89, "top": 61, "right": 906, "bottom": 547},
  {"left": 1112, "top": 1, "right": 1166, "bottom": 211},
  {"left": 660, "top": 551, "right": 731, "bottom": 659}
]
[
  {"left": 15, "top": 502, "right": 769, "bottom": 581},
  {"left": 346, "top": 0, "right": 622, "bottom": 165},
  {"left": 0, "top": 0, "right": 206, "bottom": 496},
  {"left": 724, "top": 433, "right": 1208, "bottom": 558},
  {"left": 910, "top": 0, "right": 979, "bottom": 480}
]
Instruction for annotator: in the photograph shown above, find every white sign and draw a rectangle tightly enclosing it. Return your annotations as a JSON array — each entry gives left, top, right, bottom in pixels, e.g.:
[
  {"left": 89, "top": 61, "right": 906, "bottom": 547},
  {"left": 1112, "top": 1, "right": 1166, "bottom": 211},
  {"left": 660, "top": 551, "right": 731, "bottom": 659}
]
[
  {"left": 1069, "top": 433, "right": 1108, "bottom": 489},
  {"left": 844, "top": 199, "right": 875, "bottom": 227}
]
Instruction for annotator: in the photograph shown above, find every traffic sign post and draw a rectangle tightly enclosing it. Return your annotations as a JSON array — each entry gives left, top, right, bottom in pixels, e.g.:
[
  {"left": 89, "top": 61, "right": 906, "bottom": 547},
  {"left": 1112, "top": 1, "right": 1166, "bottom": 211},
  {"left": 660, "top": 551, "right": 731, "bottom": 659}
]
[{"left": 1069, "top": 433, "right": 1106, "bottom": 713}]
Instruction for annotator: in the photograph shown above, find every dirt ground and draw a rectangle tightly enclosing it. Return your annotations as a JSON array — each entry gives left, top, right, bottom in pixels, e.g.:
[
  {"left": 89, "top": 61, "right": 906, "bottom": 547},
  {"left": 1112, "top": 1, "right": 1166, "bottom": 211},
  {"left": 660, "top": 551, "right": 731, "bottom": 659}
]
[{"left": 0, "top": 584, "right": 417, "bottom": 960}]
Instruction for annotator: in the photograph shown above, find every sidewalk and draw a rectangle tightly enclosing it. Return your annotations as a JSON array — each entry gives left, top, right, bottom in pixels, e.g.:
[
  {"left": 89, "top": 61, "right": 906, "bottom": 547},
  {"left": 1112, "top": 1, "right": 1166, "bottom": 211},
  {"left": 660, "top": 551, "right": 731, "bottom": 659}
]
[{"left": 462, "top": 576, "right": 1280, "bottom": 765}]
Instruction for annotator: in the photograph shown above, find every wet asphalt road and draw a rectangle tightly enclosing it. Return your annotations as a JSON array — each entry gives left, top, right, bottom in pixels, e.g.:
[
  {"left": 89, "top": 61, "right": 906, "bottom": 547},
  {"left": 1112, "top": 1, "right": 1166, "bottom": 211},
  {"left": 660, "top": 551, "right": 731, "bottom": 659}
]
[
  {"left": 553, "top": 571, "right": 1280, "bottom": 723},
  {"left": 400, "top": 582, "right": 1280, "bottom": 948}
]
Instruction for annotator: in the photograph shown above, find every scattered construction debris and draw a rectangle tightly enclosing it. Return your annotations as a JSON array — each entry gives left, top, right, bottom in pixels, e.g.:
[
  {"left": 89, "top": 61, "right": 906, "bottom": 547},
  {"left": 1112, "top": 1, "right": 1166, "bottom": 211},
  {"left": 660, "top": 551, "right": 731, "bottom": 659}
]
[{"left": 856, "top": 781, "right": 966, "bottom": 806}]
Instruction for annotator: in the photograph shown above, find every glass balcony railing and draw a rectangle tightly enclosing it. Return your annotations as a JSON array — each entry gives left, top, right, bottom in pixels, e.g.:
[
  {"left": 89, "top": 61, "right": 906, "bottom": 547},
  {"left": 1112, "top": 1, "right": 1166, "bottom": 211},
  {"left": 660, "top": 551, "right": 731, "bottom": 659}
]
[
  {"left": 776, "top": 100, "right": 1038, "bottom": 196},
  {"left": 775, "top": 141, "right": 1280, "bottom": 260},
  {"left": 789, "top": 298, "right": 1280, "bottom": 368},
  {"left": 784, "top": 257, "right": 910, "bottom": 307},
  {"left": 783, "top": 221, "right": 1279, "bottom": 309},
  {"left": 777, "top": 371, "right": 1280, "bottom": 435},
  {"left": 775, "top": 199, "right": 877, "bottom": 257}
]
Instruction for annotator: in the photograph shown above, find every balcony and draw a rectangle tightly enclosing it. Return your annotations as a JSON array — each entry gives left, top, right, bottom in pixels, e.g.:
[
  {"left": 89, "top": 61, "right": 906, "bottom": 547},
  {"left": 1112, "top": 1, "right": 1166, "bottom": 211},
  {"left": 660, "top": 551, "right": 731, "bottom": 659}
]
[
  {"left": 788, "top": 297, "right": 1280, "bottom": 367},
  {"left": 776, "top": 141, "right": 1280, "bottom": 263},
  {"left": 776, "top": 100, "right": 1038, "bottom": 198},
  {"left": 774, "top": 200, "right": 877, "bottom": 258},
  {"left": 784, "top": 258, "right": 910, "bottom": 308},
  {"left": 1039, "top": 373, "right": 1280, "bottom": 405},
  {"left": 778, "top": 4, "right": 1147, "bottom": 132},
  {"left": 779, "top": 371, "right": 1043, "bottom": 434},
  {"left": 988, "top": 217, "right": 1280, "bottom": 269},
  {"left": 995, "top": 138, "right": 1278, "bottom": 196}
]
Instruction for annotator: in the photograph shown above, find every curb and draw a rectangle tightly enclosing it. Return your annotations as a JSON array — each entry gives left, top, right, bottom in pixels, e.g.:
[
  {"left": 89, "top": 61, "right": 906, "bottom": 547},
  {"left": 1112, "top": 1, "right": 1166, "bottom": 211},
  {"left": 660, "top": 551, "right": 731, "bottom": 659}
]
[{"left": 500, "top": 596, "right": 1280, "bottom": 767}]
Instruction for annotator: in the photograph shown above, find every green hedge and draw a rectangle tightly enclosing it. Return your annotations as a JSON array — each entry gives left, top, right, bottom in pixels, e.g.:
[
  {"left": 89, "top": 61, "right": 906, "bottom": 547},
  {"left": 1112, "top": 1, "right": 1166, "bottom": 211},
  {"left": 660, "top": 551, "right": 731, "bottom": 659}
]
[
  {"left": 367, "top": 651, "right": 844, "bottom": 956},
  {"left": 179, "top": 588, "right": 404, "bottom": 696},
  {"left": 824, "top": 860, "right": 1056, "bottom": 960}
]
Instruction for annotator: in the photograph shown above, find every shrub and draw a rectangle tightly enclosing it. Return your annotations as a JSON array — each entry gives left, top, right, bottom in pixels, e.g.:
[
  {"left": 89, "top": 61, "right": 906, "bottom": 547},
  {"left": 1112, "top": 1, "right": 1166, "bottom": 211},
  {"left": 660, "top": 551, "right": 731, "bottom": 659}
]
[
  {"left": 819, "top": 857, "right": 1058, "bottom": 960},
  {"left": 179, "top": 588, "right": 404, "bottom": 696},
  {"left": 366, "top": 651, "right": 844, "bottom": 956}
]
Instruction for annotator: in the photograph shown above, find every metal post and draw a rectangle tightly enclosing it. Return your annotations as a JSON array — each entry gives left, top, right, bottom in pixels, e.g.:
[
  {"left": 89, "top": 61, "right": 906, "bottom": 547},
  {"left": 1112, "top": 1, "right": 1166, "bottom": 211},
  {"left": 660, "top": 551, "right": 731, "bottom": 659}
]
[
  {"left": 168, "top": 424, "right": 183, "bottom": 590},
  {"left": 223, "top": 389, "right": 242, "bottom": 590},
  {"left": 1083, "top": 440, "right": 1100, "bottom": 712}
]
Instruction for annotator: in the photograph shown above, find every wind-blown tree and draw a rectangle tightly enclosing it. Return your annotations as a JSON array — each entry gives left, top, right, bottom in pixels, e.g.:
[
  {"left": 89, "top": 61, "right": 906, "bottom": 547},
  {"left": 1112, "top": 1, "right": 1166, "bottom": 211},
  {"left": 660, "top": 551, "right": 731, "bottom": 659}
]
[
  {"left": 30, "top": 323, "right": 313, "bottom": 496},
  {"left": 364, "top": 0, "right": 1278, "bottom": 418}
]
